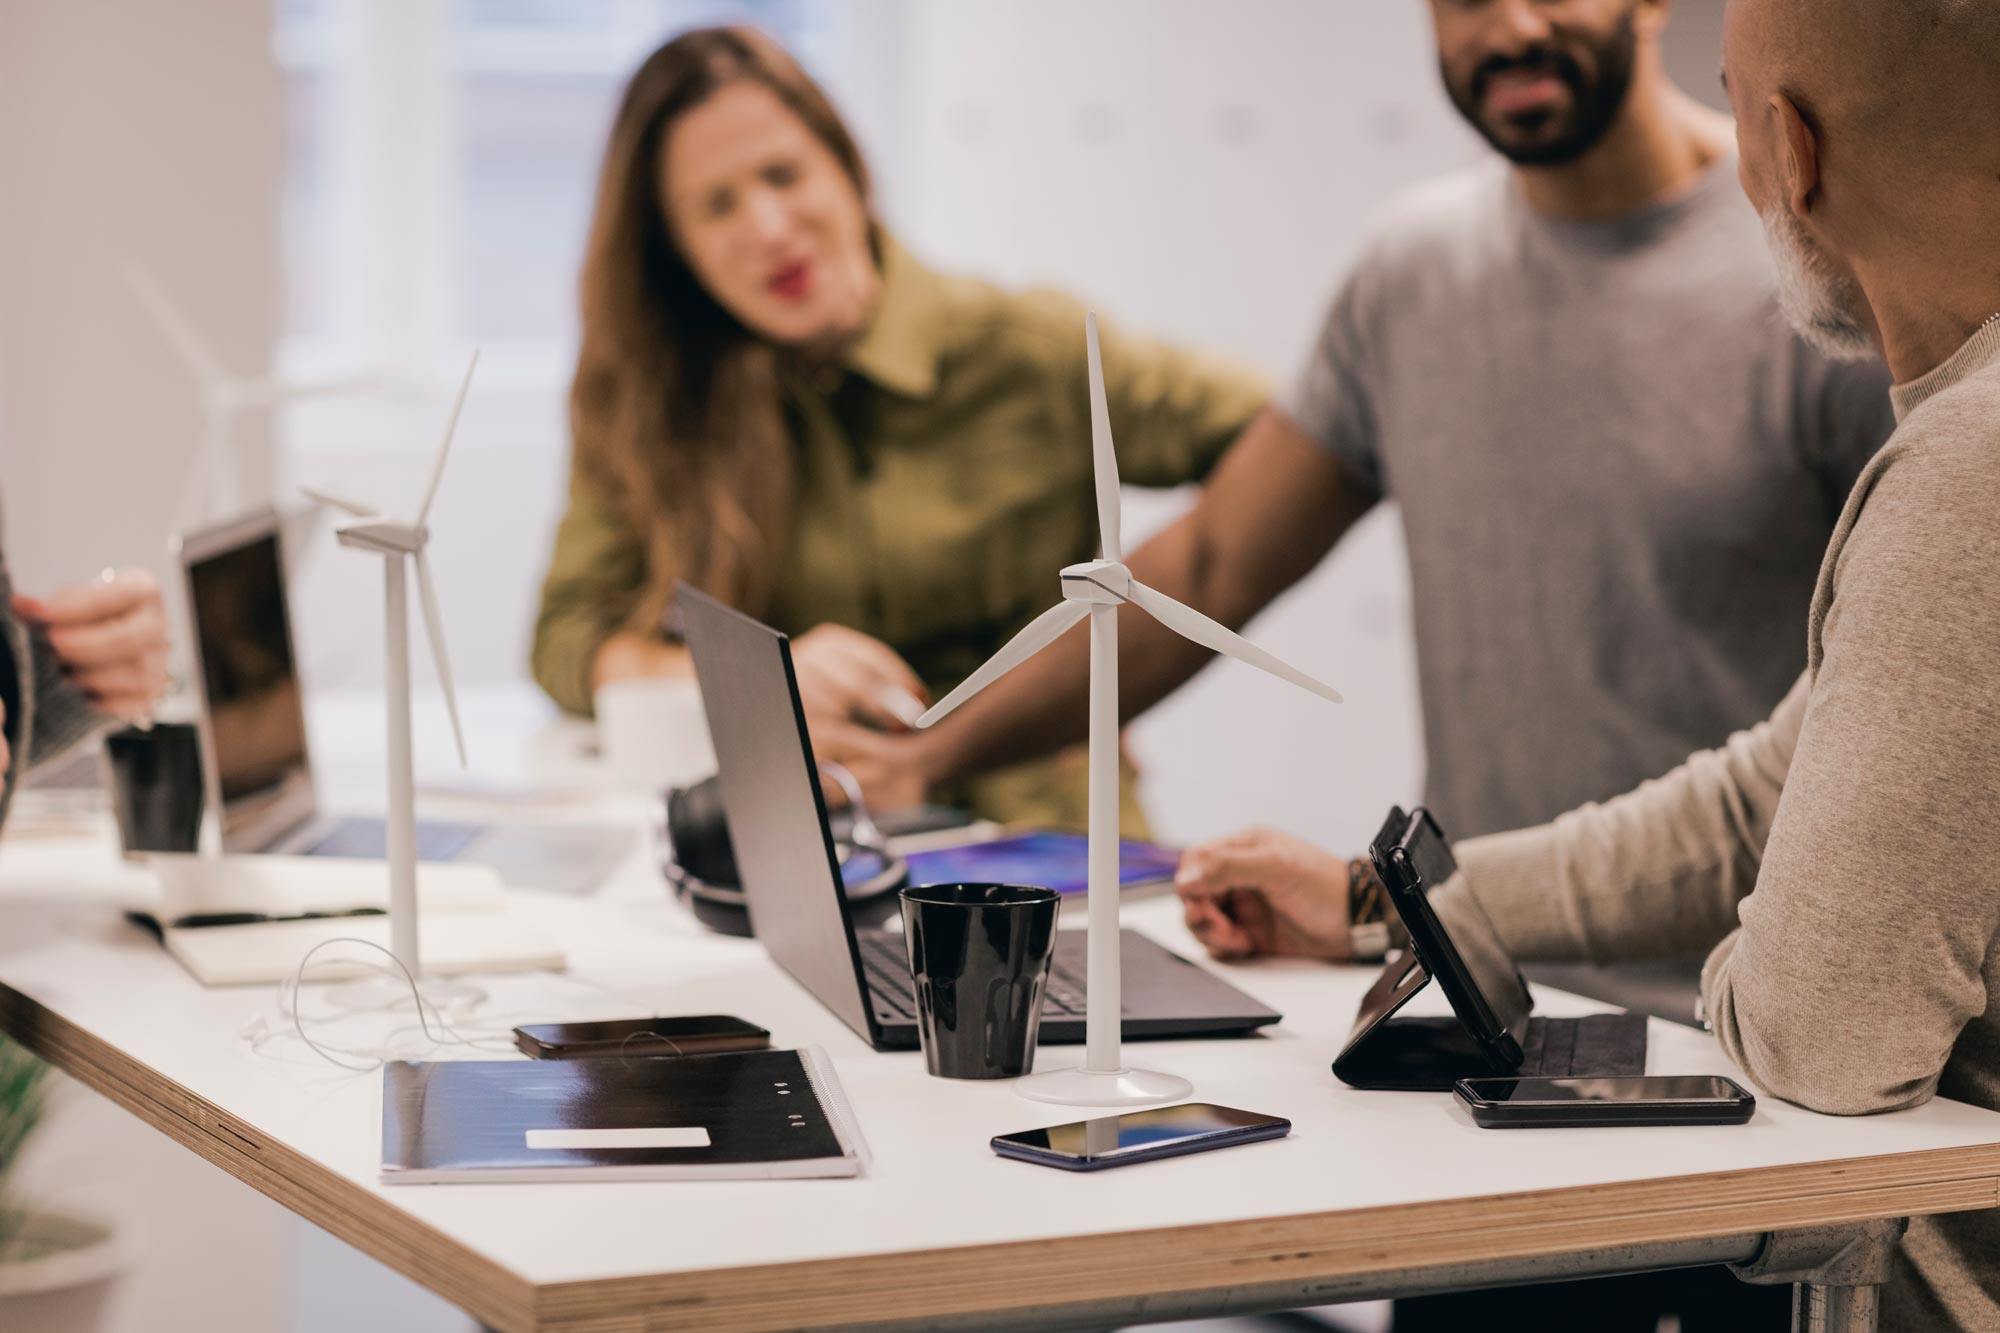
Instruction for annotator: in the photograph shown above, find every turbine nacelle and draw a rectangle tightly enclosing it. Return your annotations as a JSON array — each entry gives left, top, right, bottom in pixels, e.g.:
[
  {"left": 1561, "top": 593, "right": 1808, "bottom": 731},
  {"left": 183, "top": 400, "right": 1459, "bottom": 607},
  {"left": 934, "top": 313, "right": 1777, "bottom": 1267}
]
[
  {"left": 1059, "top": 559, "right": 1132, "bottom": 605},
  {"left": 335, "top": 520, "right": 427, "bottom": 557}
]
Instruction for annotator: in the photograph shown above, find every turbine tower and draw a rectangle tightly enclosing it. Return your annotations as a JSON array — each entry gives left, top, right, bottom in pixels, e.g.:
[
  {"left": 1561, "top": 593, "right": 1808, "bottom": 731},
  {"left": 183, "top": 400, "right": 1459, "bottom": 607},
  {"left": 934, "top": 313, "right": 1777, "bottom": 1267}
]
[
  {"left": 305, "top": 352, "right": 477, "bottom": 1004},
  {"left": 919, "top": 314, "right": 1343, "bottom": 1107}
]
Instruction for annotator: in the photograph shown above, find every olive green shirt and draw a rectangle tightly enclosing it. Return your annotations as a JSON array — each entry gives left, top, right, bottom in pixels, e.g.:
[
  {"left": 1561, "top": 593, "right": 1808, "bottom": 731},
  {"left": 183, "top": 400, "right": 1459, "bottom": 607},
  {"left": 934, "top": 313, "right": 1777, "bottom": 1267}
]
[{"left": 533, "top": 237, "right": 1269, "bottom": 829}]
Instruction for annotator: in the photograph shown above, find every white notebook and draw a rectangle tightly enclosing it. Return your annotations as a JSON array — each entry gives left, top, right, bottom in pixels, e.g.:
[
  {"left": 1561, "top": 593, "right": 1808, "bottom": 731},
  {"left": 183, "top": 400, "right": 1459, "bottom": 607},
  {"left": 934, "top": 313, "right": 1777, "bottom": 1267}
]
[{"left": 134, "top": 855, "right": 564, "bottom": 985}]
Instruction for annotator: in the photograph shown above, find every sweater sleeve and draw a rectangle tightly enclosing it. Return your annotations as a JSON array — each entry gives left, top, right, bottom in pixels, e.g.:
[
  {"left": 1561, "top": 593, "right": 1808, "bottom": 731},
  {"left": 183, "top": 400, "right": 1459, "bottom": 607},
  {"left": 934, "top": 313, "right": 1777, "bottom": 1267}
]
[
  {"left": 530, "top": 460, "right": 650, "bottom": 717},
  {"left": 1433, "top": 672, "right": 1803, "bottom": 965},
  {"left": 1699, "top": 445, "right": 2000, "bottom": 1114}
]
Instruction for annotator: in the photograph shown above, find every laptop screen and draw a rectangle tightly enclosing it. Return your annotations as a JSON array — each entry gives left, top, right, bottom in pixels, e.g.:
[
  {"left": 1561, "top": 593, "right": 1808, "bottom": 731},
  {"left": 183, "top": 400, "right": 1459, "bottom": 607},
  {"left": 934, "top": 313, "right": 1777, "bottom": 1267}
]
[
  {"left": 677, "top": 585, "right": 879, "bottom": 1045},
  {"left": 184, "top": 516, "right": 315, "bottom": 851}
]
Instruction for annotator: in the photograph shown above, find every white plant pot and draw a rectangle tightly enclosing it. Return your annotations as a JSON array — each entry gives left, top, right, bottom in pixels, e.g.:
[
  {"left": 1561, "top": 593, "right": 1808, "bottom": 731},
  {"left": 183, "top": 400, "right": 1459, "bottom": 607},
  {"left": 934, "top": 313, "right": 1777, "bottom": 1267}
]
[{"left": 0, "top": 1211, "right": 134, "bottom": 1333}]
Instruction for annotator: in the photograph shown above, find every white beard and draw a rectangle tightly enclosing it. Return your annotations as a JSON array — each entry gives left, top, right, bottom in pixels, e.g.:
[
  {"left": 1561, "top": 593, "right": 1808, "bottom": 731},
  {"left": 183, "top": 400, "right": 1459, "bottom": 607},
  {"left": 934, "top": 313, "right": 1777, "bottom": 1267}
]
[{"left": 1760, "top": 206, "right": 1878, "bottom": 362}]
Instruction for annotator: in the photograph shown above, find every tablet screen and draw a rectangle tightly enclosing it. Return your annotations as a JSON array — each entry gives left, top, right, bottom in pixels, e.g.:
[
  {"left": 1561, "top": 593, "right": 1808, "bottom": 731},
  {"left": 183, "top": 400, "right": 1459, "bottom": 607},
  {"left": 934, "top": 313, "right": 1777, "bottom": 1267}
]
[
  {"left": 904, "top": 832, "right": 1179, "bottom": 896},
  {"left": 1373, "top": 806, "right": 1532, "bottom": 1042}
]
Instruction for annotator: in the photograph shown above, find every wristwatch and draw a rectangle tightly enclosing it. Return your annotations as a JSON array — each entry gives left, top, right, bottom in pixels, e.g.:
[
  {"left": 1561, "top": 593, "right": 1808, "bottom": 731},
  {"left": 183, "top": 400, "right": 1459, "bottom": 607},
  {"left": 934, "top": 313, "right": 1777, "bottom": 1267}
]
[{"left": 1346, "top": 857, "right": 1404, "bottom": 962}]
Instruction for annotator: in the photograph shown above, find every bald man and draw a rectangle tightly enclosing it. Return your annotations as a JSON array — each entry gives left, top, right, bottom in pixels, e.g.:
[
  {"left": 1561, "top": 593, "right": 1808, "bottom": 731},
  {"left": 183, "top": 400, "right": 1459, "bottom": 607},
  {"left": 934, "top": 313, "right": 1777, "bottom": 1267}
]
[{"left": 1181, "top": 1, "right": 2000, "bottom": 1326}]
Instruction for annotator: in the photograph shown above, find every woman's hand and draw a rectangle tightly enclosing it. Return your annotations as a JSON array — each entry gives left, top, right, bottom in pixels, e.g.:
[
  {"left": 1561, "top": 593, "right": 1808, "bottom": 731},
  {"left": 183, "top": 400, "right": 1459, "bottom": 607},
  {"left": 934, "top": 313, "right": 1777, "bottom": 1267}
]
[
  {"left": 789, "top": 624, "right": 929, "bottom": 734},
  {"left": 1174, "top": 826, "right": 1355, "bottom": 962}
]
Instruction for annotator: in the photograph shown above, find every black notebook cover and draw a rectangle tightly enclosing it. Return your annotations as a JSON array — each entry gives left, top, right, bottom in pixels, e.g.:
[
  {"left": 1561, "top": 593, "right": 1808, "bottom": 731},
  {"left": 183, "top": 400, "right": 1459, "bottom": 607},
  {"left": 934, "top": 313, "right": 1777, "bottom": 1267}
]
[{"left": 380, "top": 1046, "right": 868, "bottom": 1183}]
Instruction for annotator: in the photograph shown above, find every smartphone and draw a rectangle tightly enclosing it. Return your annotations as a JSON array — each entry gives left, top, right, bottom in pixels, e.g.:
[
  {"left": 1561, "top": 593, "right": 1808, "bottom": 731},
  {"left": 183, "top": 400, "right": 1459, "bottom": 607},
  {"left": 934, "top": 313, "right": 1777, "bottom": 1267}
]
[
  {"left": 1454, "top": 1075, "right": 1756, "bottom": 1128},
  {"left": 512, "top": 1015, "right": 771, "bottom": 1060},
  {"left": 991, "top": 1103, "right": 1291, "bottom": 1171}
]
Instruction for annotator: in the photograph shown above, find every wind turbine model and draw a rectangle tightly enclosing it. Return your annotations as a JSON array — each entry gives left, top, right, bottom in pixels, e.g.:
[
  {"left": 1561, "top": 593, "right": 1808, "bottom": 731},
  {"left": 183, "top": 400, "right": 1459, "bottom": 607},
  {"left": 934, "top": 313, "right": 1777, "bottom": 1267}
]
[
  {"left": 306, "top": 352, "right": 477, "bottom": 1007},
  {"left": 124, "top": 260, "right": 389, "bottom": 528},
  {"left": 919, "top": 314, "right": 1344, "bottom": 1107}
]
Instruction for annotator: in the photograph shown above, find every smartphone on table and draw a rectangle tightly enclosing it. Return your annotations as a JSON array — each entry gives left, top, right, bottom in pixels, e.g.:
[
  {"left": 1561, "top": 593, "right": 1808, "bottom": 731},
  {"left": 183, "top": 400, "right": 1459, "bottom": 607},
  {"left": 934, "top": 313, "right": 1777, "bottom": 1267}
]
[
  {"left": 991, "top": 1103, "right": 1291, "bottom": 1171},
  {"left": 1454, "top": 1075, "right": 1755, "bottom": 1128},
  {"left": 513, "top": 1015, "right": 771, "bottom": 1059}
]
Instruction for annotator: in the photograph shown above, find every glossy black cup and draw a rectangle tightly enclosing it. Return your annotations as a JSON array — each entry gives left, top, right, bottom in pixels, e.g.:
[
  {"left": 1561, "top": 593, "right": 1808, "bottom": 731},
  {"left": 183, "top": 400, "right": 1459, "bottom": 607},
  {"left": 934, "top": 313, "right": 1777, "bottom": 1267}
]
[
  {"left": 104, "top": 723, "right": 204, "bottom": 854},
  {"left": 900, "top": 882, "right": 1059, "bottom": 1079}
]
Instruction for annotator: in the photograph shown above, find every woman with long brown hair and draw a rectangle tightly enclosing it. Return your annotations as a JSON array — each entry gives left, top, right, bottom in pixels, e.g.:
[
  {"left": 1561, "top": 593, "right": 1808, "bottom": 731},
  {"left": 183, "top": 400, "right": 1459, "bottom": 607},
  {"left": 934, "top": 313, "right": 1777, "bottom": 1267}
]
[{"left": 534, "top": 25, "right": 1267, "bottom": 829}]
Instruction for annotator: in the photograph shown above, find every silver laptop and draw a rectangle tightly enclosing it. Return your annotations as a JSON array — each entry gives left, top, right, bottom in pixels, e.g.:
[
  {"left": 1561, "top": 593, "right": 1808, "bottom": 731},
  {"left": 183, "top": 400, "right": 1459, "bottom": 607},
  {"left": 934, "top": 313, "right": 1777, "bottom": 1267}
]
[
  {"left": 677, "top": 584, "right": 1281, "bottom": 1049},
  {"left": 176, "top": 507, "right": 628, "bottom": 892}
]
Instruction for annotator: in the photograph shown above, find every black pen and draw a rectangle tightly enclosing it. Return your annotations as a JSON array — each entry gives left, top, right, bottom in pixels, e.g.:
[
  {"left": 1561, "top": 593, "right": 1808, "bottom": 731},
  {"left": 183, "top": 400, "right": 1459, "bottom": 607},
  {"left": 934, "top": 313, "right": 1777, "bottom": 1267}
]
[{"left": 169, "top": 908, "right": 388, "bottom": 929}]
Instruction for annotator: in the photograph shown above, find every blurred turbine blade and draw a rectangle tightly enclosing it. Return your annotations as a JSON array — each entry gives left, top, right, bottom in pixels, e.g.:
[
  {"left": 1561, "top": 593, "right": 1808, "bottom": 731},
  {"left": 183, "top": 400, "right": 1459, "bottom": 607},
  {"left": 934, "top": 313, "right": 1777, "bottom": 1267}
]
[
  {"left": 415, "top": 551, "right": 468, "bottom": 768},
  {"left": 1085, "top": 312, "right": 1121, "bottom": 563},
  {"left": 1125, "top": 580, "right": 1343, "bottom": 705},
  {"left": 416, "top": 350, "right": 478, "bottom": 525},
  {"left": 301, "top": 486, "right": 379, "bottom": 518},
  {"left": 917, "top": 600, "right": 1090, "bottom": 727},
  {"left": 123, "top": 259, "right": 229, "bottom": 388}
]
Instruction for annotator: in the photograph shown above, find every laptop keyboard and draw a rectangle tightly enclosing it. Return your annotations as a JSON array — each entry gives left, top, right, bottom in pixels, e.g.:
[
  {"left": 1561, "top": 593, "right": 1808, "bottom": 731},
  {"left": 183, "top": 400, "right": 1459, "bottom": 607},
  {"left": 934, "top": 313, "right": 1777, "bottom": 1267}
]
[
  {"left": 307, "top": 817, "right": 486, "bottom": 862},
  {"left": 858, "top": 932, "right": 1090, "bottom": 1022}
]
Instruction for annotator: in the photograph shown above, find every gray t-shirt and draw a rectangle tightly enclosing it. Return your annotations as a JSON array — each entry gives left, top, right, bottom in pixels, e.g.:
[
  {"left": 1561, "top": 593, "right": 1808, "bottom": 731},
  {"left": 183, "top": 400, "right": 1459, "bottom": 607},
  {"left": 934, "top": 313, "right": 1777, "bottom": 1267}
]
[{"left": 1280, "top": 159, "right": 1896, "bottom": 839}]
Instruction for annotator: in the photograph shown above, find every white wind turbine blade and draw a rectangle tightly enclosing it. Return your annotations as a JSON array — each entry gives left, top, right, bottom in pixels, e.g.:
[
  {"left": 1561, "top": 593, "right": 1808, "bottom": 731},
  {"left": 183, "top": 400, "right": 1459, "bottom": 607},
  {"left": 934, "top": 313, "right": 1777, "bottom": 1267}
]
[
  {"left": 123, "top": 261, "right": 229, "bottom": 388},
  {"left": 300, "top": 485, "right": 379, "bottom": 518},
  {"left": 414, "top": 550, "right": 468, "bottom": 768},
  {"left": 1085, "top": 312, "right": 1121, "bottom": 562},
  {"left": 416, "top": 350, "right": 479, "bottom": 525},
  {"left": 917, "top": 600, "right": 1091, "bottom": 727},
  {"left": 1125, "top": 580, "right": 1344, "bottom": 705}
]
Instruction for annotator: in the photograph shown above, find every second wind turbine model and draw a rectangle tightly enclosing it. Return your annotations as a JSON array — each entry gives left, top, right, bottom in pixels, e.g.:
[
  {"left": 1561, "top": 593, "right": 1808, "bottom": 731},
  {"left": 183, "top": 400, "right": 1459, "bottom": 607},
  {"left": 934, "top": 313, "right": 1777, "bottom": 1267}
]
[
  {"left": 305, "top": 352, "right": 477, "bottom": 1006},
  {"left": 919, "top": 313, "right": 1345, "bottom": 1108}
]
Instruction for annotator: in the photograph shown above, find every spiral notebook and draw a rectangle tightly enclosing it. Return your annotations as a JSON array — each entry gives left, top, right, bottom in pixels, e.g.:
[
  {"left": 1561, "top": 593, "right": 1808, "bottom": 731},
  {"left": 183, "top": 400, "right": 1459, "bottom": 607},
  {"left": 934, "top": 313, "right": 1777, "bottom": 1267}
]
[{"left": 380, "top": 1046, "right": 869, "bottom": 1183}]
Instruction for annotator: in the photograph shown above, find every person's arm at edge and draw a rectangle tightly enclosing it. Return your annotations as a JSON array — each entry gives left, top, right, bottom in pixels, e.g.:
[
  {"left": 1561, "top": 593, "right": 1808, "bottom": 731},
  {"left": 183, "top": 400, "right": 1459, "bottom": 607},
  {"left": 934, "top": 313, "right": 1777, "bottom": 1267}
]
[
  {"left": 910, "top": 408, "right": 1374, "bottom": 784},
  {"left": 1700, "top": 454, "right": 2000, "bottom": 1114}
]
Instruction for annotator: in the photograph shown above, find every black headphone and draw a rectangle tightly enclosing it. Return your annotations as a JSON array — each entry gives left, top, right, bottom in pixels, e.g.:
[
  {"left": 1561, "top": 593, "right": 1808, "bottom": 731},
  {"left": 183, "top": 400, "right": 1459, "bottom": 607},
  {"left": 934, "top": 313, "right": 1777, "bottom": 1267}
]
[{"left": 655, "top": 761, "right": 907, "bottom": 937}]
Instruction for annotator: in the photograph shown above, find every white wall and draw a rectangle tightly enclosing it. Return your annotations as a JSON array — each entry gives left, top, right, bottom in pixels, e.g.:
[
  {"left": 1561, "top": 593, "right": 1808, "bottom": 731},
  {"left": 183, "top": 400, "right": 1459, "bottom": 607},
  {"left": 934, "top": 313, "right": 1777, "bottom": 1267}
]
[
  {"left": 0, "top": 5, "right": 299, "bottom": 1331},
  {"left": 0, "top": 5, "right": 469, "bottom": 1330}
]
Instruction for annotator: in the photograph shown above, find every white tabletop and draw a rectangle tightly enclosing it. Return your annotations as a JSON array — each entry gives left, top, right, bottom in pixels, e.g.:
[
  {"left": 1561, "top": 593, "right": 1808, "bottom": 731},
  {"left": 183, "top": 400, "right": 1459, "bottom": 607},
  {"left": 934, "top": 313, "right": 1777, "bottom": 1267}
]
[{"left": 5, "top": 693, "right": 2000, "bottom": 1329}]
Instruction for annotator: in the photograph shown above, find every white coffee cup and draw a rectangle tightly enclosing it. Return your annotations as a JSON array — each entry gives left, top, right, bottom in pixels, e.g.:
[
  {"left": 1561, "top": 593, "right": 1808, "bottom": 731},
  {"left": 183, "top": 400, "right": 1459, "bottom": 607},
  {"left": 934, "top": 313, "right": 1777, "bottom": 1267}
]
[{"left": 592, "top": 677, "right": 716, "bottom": 792}]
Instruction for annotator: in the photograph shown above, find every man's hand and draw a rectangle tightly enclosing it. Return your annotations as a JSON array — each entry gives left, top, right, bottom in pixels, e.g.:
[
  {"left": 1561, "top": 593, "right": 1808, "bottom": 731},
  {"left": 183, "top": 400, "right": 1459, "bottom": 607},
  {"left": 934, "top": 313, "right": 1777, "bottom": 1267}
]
[
  {"left": 790, "top": 624, "right": 929, "bottom": 734},
  {"left": 13, "top": 569, "right": 169, "bottom": 722},
  {"left": 1175, "top": 826, "right": 1354, "bottom": 962}
]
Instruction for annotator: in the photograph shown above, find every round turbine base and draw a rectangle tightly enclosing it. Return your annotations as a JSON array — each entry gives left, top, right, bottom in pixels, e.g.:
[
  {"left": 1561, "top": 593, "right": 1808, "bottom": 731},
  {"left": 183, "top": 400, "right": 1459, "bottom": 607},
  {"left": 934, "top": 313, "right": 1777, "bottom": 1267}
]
[
  {"left": 1015, "top": 1064, "right": 1193, "bottom": 1107},
  {"left": 322, "top": 974, "right": 487, "bottom": 1013}
]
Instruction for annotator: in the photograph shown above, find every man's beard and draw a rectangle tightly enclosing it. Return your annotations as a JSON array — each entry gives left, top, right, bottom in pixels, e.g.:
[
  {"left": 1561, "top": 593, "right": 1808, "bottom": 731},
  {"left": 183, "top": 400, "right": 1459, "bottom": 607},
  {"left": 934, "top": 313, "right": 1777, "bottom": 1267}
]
[
  {"left": 1759, "top": 206, "right": 1877, "bottom": 362},
  {"left": 1444, "top": 7, "right": 1639, "bottom": 167}
]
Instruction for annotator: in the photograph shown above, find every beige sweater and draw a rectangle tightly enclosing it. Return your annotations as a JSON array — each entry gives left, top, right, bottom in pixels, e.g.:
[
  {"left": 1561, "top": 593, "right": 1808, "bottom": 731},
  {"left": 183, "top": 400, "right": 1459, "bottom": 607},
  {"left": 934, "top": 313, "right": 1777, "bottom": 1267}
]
[{"left": 1435, "top": 318, "right": 2000, "bottom": 1332}]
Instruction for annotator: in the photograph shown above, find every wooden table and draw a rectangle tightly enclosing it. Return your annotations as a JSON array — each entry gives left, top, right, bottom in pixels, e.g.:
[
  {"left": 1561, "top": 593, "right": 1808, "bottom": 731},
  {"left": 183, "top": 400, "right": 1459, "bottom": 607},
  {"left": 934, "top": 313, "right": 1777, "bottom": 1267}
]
[{"left": 2, "top": 738, "right": 1996, "bottom": 1331}]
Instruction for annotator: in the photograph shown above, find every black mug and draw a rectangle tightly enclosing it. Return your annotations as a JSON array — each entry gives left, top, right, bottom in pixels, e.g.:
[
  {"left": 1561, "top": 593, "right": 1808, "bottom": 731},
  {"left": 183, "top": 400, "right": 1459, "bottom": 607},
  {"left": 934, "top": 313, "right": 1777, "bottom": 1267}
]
[
  {"left": 104, "top": 723, "right": 204, "bottom": 854},
  {"left": 900, "top": 882, "right": 1059, "bottom": 1079}
]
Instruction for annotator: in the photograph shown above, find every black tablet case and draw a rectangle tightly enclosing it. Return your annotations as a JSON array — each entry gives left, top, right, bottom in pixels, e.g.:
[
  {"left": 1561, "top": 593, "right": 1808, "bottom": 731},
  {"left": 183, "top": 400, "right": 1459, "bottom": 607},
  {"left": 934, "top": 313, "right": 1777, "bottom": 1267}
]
[{"left": 1333, "top": 951, "right": 1647, "bottom": 1090}]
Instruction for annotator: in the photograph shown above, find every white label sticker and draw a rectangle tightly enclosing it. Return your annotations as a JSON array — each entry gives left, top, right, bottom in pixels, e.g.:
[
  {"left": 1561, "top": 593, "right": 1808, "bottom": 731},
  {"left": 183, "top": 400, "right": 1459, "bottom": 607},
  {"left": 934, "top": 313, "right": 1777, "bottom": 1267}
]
[{"left": 525, "top": 1127, "right": 711, "bottom": 1150}]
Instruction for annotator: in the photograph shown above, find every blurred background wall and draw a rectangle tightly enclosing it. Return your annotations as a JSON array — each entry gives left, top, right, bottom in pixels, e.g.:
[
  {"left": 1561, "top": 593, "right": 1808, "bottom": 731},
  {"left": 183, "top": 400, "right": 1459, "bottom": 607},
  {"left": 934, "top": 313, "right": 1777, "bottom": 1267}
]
[{"left": 0, "top": 2, "right": 1727, "bottom": 1327}]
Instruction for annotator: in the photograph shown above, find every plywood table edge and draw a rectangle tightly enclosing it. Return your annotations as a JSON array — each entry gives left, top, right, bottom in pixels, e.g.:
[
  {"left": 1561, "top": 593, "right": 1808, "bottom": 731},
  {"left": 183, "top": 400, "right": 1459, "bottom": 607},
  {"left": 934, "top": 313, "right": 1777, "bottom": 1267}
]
[
  {"left": 527, "top": 1149, "right": 2000, "bottom": 1331},
  {"left": 0, "top": 981, "right": 539, "bottom": 1333},
  {"left": 10, "top": 978, "right": 1999, "bottom": 1333}
]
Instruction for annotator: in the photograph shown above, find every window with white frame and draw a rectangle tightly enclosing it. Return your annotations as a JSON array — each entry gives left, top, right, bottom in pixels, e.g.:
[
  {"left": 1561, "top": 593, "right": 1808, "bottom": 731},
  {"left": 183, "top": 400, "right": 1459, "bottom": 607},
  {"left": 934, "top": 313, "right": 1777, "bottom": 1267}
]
[{"left": 274, "top": 0, "right": 874, "bottom": 387}]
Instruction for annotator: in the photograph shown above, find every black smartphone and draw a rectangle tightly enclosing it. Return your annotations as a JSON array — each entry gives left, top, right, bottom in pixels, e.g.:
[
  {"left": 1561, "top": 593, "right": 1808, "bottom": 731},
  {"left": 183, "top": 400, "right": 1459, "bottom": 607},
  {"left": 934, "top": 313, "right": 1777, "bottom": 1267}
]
[
  {"left": 1454, "top": 1075, "right": 1756, "bottom": 1128},
  {"left": 512, "top": 1015, "right": 771, "bottom": 1060},
  {"left": 991, "top": 1103, "right": 1291, "bottom": 1172}
]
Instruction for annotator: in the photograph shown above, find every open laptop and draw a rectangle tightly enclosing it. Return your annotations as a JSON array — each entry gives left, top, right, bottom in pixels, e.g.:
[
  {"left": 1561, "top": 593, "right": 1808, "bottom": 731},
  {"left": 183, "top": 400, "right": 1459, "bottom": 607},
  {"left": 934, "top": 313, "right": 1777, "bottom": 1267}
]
[
  {"left": 678, "top": 584, "right": 1280, "bottom": 1049},
  {"left": 175, "top": 508, "right": 628, "bottom": 893}
]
